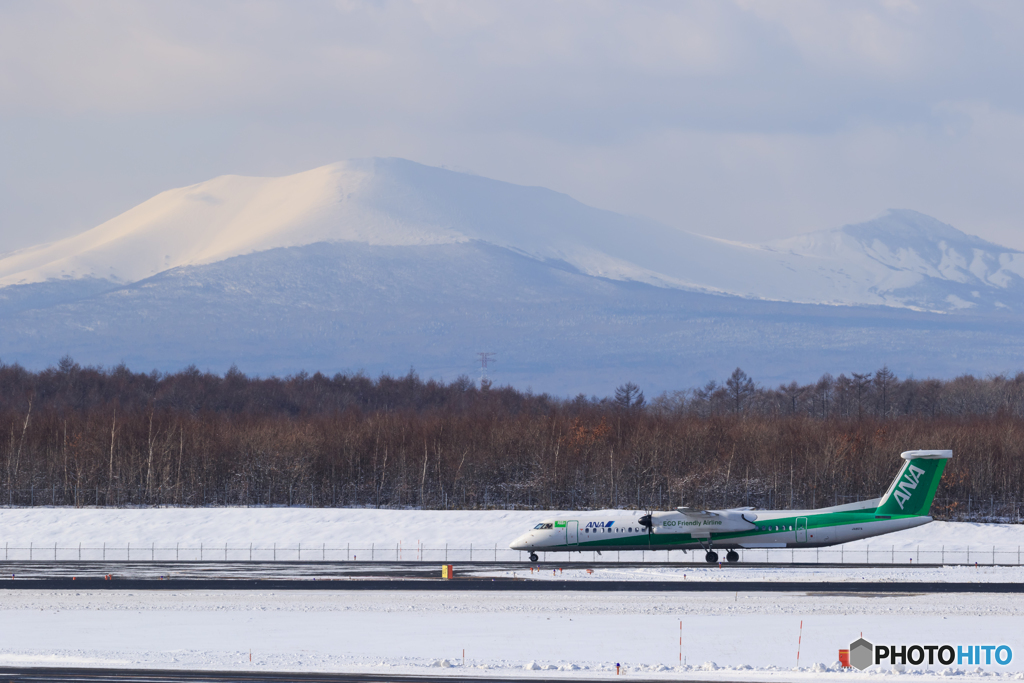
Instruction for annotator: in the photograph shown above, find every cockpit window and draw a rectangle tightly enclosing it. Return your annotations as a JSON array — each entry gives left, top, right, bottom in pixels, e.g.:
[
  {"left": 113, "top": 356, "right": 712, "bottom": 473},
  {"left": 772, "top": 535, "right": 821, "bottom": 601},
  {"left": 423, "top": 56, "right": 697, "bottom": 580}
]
[{"left": 533, "top": 523, "right": 554, "bottom": 530}]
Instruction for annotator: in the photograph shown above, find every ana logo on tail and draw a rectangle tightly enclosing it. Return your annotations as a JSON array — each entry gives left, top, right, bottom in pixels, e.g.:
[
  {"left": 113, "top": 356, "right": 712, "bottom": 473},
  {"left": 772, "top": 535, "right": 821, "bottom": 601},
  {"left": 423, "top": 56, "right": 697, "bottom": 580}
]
[{"left": 893, "top": 464, "right": 925, "bottom": 510}]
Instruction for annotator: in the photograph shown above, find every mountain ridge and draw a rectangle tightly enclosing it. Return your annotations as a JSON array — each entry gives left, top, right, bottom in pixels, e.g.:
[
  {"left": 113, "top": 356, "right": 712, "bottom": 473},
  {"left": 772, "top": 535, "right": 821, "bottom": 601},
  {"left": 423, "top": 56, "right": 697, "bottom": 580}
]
[{"left": 2, "top": 158, "right": 1023, "bottom": 315}]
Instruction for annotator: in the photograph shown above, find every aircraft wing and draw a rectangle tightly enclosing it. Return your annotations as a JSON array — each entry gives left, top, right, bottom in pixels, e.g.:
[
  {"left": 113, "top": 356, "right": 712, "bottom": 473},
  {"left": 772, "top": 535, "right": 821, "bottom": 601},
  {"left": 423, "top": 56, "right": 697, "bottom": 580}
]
[
  {"left": 675, "top": 507, "right": 718, "bottom": 518},
  {"left": 675, "top": 506, "right": 758, "bottom": 525}
]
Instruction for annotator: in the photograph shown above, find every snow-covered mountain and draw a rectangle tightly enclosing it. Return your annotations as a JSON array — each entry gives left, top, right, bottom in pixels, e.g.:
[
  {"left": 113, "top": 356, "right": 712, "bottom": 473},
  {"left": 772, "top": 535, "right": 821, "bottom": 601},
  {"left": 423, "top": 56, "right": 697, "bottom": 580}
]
[
  {"left": 2, "top": 158, "right": 1023, "bottom": 393},
  {"left": 2, "top": 158, "right": 1022, "bottom": 314}
]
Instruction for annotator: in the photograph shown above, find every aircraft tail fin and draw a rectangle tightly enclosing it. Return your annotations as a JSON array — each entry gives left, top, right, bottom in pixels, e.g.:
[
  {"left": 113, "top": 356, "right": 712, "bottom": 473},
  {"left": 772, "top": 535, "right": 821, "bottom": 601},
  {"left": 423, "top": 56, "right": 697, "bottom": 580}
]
[{"left": 875, "top": 450, "right": 951, "bottom": 516}]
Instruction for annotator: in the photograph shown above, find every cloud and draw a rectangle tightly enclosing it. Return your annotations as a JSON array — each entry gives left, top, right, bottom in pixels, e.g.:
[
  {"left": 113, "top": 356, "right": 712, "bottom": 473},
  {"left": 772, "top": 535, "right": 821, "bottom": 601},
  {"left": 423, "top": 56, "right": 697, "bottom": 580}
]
[{"left": 2, "top": 0, "right": 1024, "bottom": 251}]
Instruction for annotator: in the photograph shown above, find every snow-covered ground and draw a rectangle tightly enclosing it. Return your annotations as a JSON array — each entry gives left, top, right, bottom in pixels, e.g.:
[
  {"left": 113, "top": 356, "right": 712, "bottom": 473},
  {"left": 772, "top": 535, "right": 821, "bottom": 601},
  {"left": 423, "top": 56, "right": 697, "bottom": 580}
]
[
  {"left": 1, "top": 509, "right": 1022, "bottom": 680},
  {"left": 0, "top": 589, "right": 1021, "bottom": 681},
  {"left": 1, "top": 507, "right": 1021, "bottom": 565}
]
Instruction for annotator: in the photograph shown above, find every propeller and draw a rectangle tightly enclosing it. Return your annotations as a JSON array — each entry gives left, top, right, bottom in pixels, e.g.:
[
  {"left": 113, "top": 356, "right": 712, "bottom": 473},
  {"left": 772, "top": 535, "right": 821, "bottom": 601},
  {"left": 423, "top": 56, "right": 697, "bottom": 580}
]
[{"left": 638, "top": 509, "right": 655, "bottom": 543}]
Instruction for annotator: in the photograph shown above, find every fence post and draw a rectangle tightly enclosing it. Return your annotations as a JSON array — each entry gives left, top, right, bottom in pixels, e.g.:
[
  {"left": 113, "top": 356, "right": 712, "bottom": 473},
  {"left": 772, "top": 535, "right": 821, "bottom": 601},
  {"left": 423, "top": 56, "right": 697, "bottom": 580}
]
[
  {"left": 470, "top": 543, "right": 473, "bottom": 561},
  {"left": 102, "top": 542, "right": 105, "bottom": 561},
  {"left": 152, "top": 542, "right": 155, "bottom": 561},
  {"left": 967, "top": 546, "right": 970, "bottom": 564},
  {"left": 299, "top": 543, "right": 302, "bottom": 561},
  {"left": 176, "top": 542, "right": 179, "bottom": 561},
  {"left": 200, "top": 543, "right": 203, "bottom": 561},
  {"left": 371, "top": 543, "right": 374, "bottom": 561},
  {"left": 30, "top": 541, "right": 32, "bottom": 560},
  {"left": 225, "top": 543, "right": 228, "bottom": 561},
  {"left": 250, "top": 543, "right": 252, "bottom": 561},
  {"left": 128, "top": 542, "right": 130, "bottom": 562},
  {"left": 79, "top": 543, "right": 81, "bottom": 561},
  {"left": 54, "top": 542, "right": 57, "bottom": 561},
  {"left": 323, "top": 543, "right": 325, "bottom": 561}
]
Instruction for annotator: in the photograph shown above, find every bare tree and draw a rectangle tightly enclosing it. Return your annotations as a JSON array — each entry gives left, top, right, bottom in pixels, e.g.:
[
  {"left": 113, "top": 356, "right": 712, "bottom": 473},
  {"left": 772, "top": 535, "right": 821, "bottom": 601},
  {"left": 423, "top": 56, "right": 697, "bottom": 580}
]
[{"left": 726, "top": 368, "right": 755, "bottom": 414}]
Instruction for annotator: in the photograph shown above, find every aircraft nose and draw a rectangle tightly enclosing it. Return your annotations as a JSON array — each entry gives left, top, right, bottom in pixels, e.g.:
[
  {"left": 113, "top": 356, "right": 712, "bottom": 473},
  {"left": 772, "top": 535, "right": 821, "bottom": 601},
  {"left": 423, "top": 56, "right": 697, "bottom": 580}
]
[{"left": 509, "top": 533, "right": 533, "bottom": 551}]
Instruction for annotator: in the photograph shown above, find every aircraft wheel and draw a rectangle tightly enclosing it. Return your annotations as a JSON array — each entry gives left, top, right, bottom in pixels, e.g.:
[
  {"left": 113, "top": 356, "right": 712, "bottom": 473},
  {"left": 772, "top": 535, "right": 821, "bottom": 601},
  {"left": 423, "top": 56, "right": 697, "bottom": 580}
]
[
  {"left": 529, "top": 553, "right": 539, "bottom": 563},
  {"left": 726, "top": 551, "right": 739, "bottom": 563},
  {"left": 705, "top": 551, "right": 718, "bottom": 563}
]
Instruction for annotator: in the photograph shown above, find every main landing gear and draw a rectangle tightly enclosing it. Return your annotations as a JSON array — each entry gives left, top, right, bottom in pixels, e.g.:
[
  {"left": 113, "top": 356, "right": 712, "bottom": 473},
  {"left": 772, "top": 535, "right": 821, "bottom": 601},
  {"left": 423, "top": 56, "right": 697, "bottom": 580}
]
[
  {"left": 529, "top": 552, "right": 539, "bottom": 563},
  {"left": 704, "top": 550, "right": 741, "bottom": 563}
]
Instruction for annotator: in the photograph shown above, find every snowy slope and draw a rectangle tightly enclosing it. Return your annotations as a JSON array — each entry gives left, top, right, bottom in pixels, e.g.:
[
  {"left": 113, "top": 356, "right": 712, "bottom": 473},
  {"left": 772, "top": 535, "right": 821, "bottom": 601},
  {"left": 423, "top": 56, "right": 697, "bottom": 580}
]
[
  {"left": 767, "top": 210, "right": 1024, "bottom": 312},
  {"left": 5, "top": 240, "right": 1024, "bottom": 394},
  {"left": 2, "top": 158, "right": 1022, "bottom": 314}
]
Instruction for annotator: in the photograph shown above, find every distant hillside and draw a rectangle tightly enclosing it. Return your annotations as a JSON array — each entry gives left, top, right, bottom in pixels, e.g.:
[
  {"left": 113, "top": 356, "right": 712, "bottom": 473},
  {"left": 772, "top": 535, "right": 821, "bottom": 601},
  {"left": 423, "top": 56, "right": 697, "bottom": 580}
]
[{"left": 1, "top": 158, "right": 1023, "bottom": 392}]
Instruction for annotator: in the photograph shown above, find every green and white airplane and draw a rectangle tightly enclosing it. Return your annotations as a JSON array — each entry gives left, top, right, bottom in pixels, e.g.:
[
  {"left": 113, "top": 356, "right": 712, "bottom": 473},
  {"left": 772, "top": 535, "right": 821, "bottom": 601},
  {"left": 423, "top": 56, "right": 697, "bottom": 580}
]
[{"left": 510, "top": 449, "right": 951, "bottom": 564}]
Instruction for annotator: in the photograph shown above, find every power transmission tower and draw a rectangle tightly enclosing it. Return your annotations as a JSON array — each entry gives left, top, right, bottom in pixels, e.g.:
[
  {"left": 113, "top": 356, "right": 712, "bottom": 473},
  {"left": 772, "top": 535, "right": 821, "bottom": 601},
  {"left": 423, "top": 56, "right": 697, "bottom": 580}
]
[{"left": 477, "top": 352, "right": 496, "bottom": 388}]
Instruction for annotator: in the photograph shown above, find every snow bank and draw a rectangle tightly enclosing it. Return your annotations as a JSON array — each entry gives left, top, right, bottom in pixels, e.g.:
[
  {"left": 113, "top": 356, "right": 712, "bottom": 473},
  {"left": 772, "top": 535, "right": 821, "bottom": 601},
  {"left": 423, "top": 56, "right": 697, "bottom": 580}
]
[{"left": 0, "top": 508, "right": 1020, "bottom": 550}]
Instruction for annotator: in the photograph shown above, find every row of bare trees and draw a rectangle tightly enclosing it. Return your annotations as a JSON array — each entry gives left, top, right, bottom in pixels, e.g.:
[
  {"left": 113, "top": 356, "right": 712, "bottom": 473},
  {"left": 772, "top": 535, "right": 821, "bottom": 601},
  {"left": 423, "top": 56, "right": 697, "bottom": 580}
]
[{"left": 1, "top": 358, "right": 1022, "bottom": 519}]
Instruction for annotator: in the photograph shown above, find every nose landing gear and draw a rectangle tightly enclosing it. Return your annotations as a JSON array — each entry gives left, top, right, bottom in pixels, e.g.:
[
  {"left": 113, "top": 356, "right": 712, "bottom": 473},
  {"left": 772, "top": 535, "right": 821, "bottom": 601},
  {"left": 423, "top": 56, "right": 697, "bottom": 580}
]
[{"left": 529, "top": 552, "right": 539, "bottom": 563}]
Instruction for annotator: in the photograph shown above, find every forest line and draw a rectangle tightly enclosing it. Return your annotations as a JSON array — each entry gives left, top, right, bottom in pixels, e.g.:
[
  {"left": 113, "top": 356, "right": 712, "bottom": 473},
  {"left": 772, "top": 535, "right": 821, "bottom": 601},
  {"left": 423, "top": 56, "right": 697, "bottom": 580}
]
[{"left": 1, "top": 358, "right": 1022, "bottom": 519}]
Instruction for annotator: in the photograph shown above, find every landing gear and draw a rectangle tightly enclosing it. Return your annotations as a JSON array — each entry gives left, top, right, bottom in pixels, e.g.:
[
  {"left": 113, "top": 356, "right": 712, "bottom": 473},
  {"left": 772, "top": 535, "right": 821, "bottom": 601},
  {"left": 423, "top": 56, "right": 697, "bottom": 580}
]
[
  {"left": 704, "top": 551, "right": 719, "bottom": 563},
  {"left": 726, "top": 550, "right": 739, "bottom": 563},
  {"left": 529, "top": 553, "right": 539, "bottom": 563}
]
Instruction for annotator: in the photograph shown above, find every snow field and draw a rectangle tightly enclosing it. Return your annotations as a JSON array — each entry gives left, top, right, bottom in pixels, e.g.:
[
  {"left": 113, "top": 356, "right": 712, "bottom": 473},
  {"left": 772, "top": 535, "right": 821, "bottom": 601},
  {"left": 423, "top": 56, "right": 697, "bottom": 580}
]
[
  {"left": 0, "top": 590, "right": 1021, "bottom": 681},
  {"left": 1, "top": 508, "right": 1022, "bottom": 576},
  {"left": 1, "top": 508, "right": 1022, "bottom": 552},
  {"left": 1, "top": 509, "right": 1022, "bottom": 680}
]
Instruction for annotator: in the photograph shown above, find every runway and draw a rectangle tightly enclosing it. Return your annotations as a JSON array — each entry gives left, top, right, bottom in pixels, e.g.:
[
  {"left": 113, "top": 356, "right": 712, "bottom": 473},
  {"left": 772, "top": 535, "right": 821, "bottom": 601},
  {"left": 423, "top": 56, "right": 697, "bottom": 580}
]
[
  {"left": 0, "top": 559, "right": 979, "bottom": 580},
  {"left": 0, "top": 668, "right": 735, "bottom": 683},
  {"left": 0, "top": 575, "right": 1020, "bottom": 592}
]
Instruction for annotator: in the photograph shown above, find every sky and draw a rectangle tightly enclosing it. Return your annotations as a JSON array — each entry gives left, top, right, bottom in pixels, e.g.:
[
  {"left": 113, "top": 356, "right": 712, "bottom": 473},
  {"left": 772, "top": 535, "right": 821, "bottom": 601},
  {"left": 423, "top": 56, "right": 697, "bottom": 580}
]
[{"left": 2, "top": 0, "right": 1024, "bottom": 253}]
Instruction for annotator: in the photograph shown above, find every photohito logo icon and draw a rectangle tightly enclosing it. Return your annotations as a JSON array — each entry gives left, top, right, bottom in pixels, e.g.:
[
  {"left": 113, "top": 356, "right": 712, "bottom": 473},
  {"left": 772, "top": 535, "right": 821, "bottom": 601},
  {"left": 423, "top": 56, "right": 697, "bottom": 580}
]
[{"left": 850, "top": 638, "right": 873, "bottom": 671}]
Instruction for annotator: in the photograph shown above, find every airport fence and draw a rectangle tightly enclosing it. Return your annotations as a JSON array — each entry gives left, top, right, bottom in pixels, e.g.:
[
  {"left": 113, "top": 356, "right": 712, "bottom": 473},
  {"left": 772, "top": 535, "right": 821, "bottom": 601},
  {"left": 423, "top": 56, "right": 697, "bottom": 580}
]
[{"left": 0, "top": 542, "right": 1021, "bottom": 565}]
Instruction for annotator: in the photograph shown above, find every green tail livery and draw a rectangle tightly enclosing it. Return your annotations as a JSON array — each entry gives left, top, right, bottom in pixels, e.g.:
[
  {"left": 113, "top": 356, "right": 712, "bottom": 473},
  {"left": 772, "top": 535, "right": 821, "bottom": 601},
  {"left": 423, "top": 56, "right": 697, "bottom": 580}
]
[{"left": 510, "top": 449, "right": 951, "bottom": 564}]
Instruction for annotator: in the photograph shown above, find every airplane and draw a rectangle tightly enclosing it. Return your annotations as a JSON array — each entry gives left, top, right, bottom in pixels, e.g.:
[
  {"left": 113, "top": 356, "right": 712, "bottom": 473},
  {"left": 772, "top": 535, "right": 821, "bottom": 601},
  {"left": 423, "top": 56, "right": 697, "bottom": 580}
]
[{"left": 509, "top": 449, "right": 951, "bottom": 564}]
